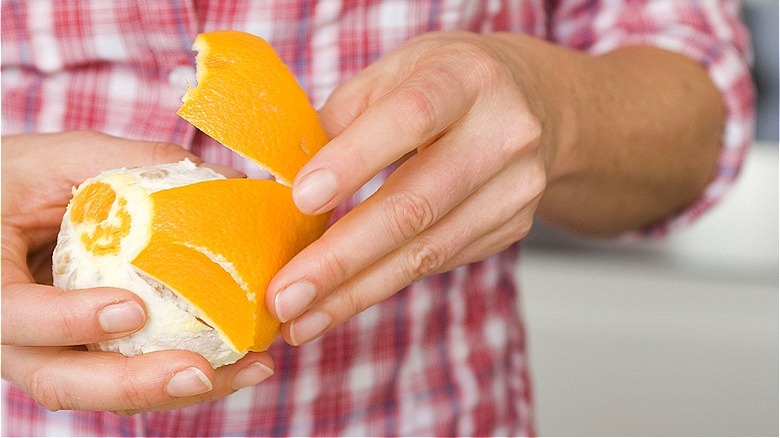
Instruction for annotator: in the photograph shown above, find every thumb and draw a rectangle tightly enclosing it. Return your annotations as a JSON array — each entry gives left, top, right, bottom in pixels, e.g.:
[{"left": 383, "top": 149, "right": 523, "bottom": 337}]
[{"left": 1, "top": 282, "right": 148, "bottom": 346}]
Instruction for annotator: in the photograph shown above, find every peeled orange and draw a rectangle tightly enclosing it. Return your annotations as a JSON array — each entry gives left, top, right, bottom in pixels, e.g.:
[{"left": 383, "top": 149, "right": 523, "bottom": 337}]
[{"left": 52, "top": 31, "right": 330, "bottom": 367}]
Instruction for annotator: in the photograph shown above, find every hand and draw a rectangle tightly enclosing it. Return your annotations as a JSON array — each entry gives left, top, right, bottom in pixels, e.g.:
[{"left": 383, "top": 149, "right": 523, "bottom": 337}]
[
  {"left": 1, "top": 131, "right": 274, "bottom": 414},
  {"left": 267, "top": 32, "right": 557, "bottom": 346}
]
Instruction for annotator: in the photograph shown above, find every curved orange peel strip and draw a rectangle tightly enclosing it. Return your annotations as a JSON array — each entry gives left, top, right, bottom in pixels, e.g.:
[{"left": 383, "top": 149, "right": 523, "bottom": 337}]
[
  {"left": 131, "top": 179, "right": 328, "bottom": 351},
  {"left": 94, "top": 30, "right": 333, "bottom": 354},
  {"left": 177, "top": 30, "right": 329, "bottom": 186}
]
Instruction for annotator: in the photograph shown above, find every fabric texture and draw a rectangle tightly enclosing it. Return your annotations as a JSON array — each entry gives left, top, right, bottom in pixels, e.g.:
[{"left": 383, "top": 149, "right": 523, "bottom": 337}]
[{"left": 1, "top": 0, "right": 753, "bottom": 436}]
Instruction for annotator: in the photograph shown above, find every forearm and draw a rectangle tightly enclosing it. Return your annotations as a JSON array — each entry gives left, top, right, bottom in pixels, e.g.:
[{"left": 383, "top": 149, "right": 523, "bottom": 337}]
[{"left": 492, "top": 34, "right": 724, "bottom": 236}]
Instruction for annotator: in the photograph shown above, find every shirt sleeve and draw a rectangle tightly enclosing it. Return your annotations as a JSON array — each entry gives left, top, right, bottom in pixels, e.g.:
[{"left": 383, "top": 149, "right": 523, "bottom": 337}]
[{"left": 547, "top": 0, "right": 756, "bottom": 238}]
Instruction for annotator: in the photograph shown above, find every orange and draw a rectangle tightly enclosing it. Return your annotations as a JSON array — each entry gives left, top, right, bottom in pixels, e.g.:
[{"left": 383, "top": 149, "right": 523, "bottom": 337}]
[
  {"left": 178, "top": 30, "right": 329, "bottom": 186},
  {"left": 132, "top": 179, "right": 329, "bottom": 353},
  {"left": 62, "top": 30, "right": 330, "bottom": 360}
]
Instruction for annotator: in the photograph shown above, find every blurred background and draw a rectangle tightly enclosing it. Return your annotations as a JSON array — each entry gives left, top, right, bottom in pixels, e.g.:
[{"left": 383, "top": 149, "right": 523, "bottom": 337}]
[{"left": 518, "top": 0, "right": 778, "bottom": 435}]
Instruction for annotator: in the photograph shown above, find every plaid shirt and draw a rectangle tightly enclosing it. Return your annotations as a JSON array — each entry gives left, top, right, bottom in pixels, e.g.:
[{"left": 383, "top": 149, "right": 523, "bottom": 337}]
[{"left": 1, "top": 0, "right": 753, "bottom": 436}]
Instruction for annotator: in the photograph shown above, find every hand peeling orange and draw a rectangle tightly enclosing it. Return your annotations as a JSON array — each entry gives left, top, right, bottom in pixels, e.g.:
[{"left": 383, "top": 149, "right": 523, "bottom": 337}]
[{"left": 53, "top": 31, "right": 330, "bottom": 367}]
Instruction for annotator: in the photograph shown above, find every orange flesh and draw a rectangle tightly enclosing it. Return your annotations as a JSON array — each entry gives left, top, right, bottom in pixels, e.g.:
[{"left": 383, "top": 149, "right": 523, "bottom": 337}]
[
  {"left": 70, "top": 182, "right": 131, "bottom": 256},
  {"left": 131, "top": 179, "right": 329, "bottom": 351},
  {"left": 70, "top": 182, "right": 115, "bottom": 223}
]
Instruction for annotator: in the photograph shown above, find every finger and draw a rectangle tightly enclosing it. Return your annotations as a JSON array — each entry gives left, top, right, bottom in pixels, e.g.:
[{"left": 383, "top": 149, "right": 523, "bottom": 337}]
[
  {"left": 292, "top": 61, "right": 478, "bottom": 215},
  {"left": 280, "top": 202, "right": 485, "bottom": 346},
  {"left": 317, "top": 72, "right": 376, "bottom": 139},
  {"left": 434, "top": 209, "right": 535, "bottom": 275},
  {"left": 282, "top": 158, "right": 545, "bottom": 346},
  {"left": 2, "top": 132, "right": 205, "bottom": 250},
  {"left": 442, "top": 154, "right": 546, "bottom": 271},
  {"left": 4, "top": 131, "right": 200, "bottom": 192},
  {"left": 1, "top": 346, "right": 216, "bottom": 412},
  {"left": 315, "top": 32, "right": 461, "bottom": 138},
  {"left": 316, "top": 43, "right": 423, "bottom": 138},
  {"left": 437, "top": 158, "right": 546, "bottom": 274},
  {"left": 116, "top": 352, "right": 274, "bottom": 415},
  {"left": 1, "top": 283, "right": 147, "bottom": 346},
  {"left": 269, "top": 123, "right": 507, "bottom": 323},
  {"left": 58, "top": 131, "right": 201, "bottom": 184}
]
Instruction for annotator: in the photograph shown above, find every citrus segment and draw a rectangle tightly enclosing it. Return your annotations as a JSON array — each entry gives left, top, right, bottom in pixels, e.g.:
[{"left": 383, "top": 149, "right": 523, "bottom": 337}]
[
  {"left": 131, "top": 178, "right": 329, "bottom": 351},
  {"left": 70, "top": 182, "right": 115, "bottom": 224},
  {"left": 177, "top": 30, "right": 329, "bottom": 185},
  {"left": 70, "top": 181, "right": 133, "bottom": 256}
]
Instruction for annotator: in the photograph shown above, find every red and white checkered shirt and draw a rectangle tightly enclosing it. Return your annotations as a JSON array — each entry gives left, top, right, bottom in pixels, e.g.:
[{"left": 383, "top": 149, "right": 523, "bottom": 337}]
[{"left": 1, "top": 0, "right": 754, "bottom": 436}]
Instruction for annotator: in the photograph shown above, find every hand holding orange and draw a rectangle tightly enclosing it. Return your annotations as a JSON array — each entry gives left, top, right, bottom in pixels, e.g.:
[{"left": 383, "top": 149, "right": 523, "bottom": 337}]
[{"left": 53, "top": 31, "right": 330, "bottom": 368}]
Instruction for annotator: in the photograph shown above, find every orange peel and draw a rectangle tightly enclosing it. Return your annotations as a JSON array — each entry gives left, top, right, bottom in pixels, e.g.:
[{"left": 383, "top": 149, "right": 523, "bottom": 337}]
[
  {"left": 178, "top": 30, "right": 328, "bottom": 186},
  {"left": 53, "top": 31, "right": 330, "bottom": 367}
]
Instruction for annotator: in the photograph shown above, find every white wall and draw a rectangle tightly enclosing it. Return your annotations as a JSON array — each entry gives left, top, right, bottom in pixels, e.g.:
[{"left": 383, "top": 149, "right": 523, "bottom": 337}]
[{"left": 518, "top": 143, "right": 778, "bottom": 436}]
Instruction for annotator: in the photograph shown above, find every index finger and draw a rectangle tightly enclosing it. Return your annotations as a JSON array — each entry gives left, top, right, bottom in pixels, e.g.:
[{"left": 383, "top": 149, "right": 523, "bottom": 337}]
[{"left": 292, "top": 62, "right": 477, "bottom": 215}]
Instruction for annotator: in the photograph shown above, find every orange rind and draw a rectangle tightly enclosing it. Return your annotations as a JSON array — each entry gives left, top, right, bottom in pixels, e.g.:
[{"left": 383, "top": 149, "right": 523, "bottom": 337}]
[{"left": 178, "top": 30, "right": 328, "bottom": 186}]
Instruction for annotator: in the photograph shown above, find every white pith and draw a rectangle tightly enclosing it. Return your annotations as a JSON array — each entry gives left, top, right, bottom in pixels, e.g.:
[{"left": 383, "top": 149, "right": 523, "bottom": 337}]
[{"left": 52, "top": 159, "right": 247, "bottom": 368}]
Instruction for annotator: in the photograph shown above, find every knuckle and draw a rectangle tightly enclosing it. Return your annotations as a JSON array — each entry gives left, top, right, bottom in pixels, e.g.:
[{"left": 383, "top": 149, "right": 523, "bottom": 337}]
[
  {"left": 505, "top": 163, "right": 546, "bottom": 217},
  {"left": 59, "top": 290, "right": 116, "bottom": 343},
  {"left": 518, "top": 220, "right": 534, "bottom": 241},
  {"left": 396, "top": 84, "right": 440, "bottom": 138},
  {"left": 442, "top": 40, "right": 505, "bottom": 85},
  {"left": 27, "top": 368, "right": 65, "bottom": 412},
  {"left": 385, "top": 190, "right": 436, "bottom": 243},
  {"left": 118, "top": 367, "right": 156, "bottom": 410},
  {"left": 403, "top": 238, "right": 447, "bottom": 282},
  {"left": 148, "top": 141, "right": 186, "bottom": 164},
  {"left": 341, "top": 288, "right": 369, "bottom": 318},
  {"left": 503, "top": 114, "right": 543, "bottom": 157},
  {"left": 56, "top": 300, "right": 84, "bottom": 344},
  {"left": 327, "top": 287, "right": 369, "bottom": 321},
  {"left": 523, "top": 116, "right": 544, "bottom": 147},
  {"left": 320, "top": 250, "right": 351, "bottom": 285}
]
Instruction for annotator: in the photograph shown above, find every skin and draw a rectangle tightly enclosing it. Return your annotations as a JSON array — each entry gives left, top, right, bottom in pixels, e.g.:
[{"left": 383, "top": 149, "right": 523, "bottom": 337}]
[
  {"left": 2, "top": 32, "right": 723, "bottom": 412},
  {"left": 1, "top": 131, "right": 274, "bottom": 414},
  {"left": 266, "top": 32, "right": 723, "bottom": 346}
]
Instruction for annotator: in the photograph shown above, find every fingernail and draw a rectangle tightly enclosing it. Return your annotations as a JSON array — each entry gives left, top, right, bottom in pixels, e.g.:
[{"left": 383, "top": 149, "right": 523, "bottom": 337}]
[
  {"left": 290, "top": 311, "right": 332, "bottom": 346},
  {"left": 293, "top": 169, "right": 338, "bottom": 213},
  {"left": 99, "top": 302, "right": 146, "bottom": 334},
  {"left": 275, "top": 282, "right": 317, "bottom": 323},
  {"left": 232, "top": 362, "right": 274, "bottom": 391},
  {"left": 166, "top": 367, "right": 212, "bottom": 398}
]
